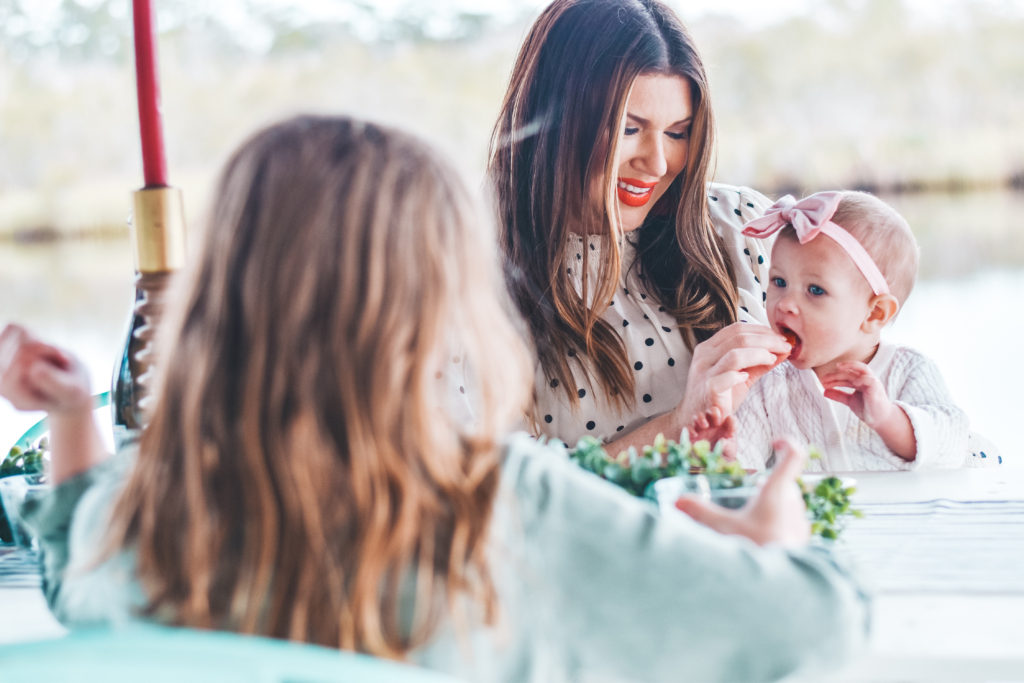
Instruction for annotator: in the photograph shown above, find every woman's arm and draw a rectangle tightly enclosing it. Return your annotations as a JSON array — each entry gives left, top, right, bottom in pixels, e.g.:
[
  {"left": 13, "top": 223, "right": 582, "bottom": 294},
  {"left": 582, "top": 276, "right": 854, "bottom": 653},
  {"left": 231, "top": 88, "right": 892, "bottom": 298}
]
[{"left": 600, "top": 322, "right": 790, "bottom": 455}]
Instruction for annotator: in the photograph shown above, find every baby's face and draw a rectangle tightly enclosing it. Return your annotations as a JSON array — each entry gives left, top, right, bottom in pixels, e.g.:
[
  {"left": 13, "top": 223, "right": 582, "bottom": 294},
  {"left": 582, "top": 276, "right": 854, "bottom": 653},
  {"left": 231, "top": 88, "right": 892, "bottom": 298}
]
[{"left": 767, "top": 234, "right": 878, "bottom": 378}]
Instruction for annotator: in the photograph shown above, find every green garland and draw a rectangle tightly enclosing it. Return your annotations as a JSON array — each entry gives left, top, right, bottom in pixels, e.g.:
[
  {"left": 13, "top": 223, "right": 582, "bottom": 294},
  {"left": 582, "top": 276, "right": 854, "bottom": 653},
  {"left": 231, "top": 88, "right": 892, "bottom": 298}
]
[
  {"left": 566, "top": 433, "right": 860, "bottom": 540},
  {"left": 567, "top": 431, "right": 744, "bottom": 496}
]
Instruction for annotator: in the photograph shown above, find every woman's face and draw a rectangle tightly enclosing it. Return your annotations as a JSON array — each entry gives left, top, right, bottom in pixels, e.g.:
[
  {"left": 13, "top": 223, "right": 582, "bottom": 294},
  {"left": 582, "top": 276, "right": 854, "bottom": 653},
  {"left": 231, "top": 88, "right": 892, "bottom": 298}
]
[{"left": 614, "top": 73, "right": 693, "bottom": 231}]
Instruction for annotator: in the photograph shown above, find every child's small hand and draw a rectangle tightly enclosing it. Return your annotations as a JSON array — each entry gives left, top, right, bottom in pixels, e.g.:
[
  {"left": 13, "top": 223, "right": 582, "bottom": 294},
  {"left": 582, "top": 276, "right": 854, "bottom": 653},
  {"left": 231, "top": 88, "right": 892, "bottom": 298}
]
[
  {"left": 819, "top": 361, "right": 895, "bottom": 429},
  {"left": 0, "top": 324, "right": 93, "bottom": 415},
  {"left": 688, "top": 406, "right": 738, "bottom": 460}
]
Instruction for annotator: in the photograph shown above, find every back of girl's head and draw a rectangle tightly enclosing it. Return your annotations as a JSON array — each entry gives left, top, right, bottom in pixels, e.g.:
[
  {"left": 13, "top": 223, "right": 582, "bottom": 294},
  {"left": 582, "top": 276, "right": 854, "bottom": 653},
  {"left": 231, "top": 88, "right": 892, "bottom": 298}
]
[
  {"left": 110, "top": 115, "right": 531, "bottom": 655},
  {"left": 832, "top": 191, "right": 919, "bottom": 306}
]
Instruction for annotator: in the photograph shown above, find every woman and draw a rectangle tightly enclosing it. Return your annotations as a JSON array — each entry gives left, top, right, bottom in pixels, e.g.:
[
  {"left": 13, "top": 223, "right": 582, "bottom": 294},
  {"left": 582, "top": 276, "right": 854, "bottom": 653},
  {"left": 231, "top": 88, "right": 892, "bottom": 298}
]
[
  {"left": 490, "top": 0, "right": 791, "bottom": 448},
  {"left": 1, "top": 115, "right": 866, "bottom": 681}
]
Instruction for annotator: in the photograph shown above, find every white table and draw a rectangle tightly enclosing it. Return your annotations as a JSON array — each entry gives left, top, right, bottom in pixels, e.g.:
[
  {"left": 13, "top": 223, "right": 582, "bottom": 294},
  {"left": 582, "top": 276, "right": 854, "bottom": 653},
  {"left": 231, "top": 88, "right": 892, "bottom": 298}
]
[
  {"left": 822, "top": 468, "right": 1024, "bottom": 682},
  {"left": 0, "top": 585, "right": 65, "bottom": 643}
]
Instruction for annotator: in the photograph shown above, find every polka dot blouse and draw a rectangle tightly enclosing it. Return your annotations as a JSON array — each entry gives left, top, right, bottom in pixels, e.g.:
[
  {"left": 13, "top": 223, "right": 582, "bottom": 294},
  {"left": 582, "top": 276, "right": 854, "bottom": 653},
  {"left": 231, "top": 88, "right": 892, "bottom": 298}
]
[{"left": 534, "top": 183, "right": 774, "bottom": 446}]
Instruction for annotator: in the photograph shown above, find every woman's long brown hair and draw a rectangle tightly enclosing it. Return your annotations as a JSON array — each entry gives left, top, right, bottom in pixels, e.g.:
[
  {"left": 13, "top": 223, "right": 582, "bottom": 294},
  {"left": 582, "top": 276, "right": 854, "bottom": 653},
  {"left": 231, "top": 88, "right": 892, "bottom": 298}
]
[
  {"left": 488, "top": 0, "right": 738, "bottom": 412},
  {"left": 106, "top": 115, "right": 531, "bottom": 657}
]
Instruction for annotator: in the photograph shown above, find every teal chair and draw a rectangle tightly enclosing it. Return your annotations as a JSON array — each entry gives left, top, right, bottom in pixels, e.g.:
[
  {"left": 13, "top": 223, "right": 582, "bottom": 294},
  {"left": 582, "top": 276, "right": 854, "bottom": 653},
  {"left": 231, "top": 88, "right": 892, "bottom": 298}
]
[{"left": 0, "top": 625, "right": 465, "bottom": 682}]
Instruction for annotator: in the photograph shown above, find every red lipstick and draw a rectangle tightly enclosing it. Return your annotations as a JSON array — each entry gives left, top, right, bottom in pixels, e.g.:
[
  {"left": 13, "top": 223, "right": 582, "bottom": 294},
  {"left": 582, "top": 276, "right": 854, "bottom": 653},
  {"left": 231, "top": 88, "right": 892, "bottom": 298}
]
[{"left": 617, "top": 177, "right": 658, "bottom": 207}]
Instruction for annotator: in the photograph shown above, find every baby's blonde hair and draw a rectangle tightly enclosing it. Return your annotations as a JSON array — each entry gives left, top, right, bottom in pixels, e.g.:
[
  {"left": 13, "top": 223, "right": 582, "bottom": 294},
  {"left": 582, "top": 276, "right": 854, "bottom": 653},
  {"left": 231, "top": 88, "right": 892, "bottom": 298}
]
[{"left": 830, "top": 191, "right": 919, "bottom": 306}]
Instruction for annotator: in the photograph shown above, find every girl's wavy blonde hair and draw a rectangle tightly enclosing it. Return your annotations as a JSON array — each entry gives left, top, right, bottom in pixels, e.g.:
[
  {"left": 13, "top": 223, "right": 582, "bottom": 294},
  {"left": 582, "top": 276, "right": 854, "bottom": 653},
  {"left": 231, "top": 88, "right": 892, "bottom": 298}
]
[{"left": 107, "top": 115, "right": 532, "bottom": 657}]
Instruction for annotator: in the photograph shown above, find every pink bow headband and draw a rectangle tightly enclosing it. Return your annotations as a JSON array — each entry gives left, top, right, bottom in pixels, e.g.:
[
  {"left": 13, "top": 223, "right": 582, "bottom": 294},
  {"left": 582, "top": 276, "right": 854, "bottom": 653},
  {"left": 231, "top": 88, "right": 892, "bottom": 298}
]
[{"left": 741, "top": 191, "right": 890, "bottom": 296}]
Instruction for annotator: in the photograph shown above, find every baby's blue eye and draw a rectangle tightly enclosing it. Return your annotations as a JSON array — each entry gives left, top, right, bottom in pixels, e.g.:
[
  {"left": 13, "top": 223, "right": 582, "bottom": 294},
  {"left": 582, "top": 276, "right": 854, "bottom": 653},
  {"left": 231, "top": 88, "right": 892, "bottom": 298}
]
[
  {"left": 808, "top": 284, "right": 826, "bottom": 296},
  {"left": 771, "top": 277, "right": 786, "bottom": 288}
]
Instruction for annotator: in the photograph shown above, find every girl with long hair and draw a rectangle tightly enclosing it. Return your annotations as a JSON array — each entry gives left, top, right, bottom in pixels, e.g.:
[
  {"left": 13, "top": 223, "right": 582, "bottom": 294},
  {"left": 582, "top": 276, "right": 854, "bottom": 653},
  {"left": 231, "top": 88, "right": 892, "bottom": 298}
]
[
  {"left": 2, "top": 115, "right": 866, "bottom": 681},
  {"left": 490, "top": 0, "right": 792, "bottom": 448}
]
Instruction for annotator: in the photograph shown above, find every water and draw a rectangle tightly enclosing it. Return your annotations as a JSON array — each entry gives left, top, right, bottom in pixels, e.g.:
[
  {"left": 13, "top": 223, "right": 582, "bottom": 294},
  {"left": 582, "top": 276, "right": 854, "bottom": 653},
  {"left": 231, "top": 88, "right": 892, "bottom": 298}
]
[{"left": 1, "top": 191, "right": 1022, "bottom": 466}]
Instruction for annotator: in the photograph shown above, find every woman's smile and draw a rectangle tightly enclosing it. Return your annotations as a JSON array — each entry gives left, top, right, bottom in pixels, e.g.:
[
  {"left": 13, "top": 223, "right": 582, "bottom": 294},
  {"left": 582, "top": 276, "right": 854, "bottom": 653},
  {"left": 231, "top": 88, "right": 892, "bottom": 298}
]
[{"left": 617, "top": 177, "right": 658, "bottom": 207}]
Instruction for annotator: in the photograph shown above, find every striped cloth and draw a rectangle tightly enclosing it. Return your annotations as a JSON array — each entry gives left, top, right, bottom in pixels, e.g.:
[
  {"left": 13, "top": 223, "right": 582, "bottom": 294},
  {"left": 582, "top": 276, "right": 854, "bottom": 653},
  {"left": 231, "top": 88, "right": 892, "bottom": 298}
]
[
  {"left": 0, "top": 546, "right": 41, "bottom": 589},
  {"left": 836, "top": 498, "right": 1024, "bottom": 593}
]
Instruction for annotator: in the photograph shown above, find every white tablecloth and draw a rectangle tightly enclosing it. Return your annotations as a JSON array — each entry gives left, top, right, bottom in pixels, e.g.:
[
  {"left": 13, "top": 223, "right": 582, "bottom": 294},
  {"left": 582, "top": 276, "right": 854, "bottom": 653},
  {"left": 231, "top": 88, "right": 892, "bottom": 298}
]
[{"left": 821, "top": 469, "right": 1024, "bottom": 682}]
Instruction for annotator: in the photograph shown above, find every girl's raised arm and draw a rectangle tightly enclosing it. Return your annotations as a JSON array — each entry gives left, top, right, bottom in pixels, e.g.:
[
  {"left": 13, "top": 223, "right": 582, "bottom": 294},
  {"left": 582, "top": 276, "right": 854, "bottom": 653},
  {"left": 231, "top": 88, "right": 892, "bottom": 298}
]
[{"left": 0, "top": 324, "right": 109, "bottom": 484}]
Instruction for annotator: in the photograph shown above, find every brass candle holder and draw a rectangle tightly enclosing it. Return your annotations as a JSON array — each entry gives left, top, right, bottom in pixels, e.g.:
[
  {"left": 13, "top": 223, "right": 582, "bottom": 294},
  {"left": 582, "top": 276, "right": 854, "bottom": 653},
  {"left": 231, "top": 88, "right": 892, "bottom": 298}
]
[{"left": 111, "top": 187, "right": 186, "bottom": 447}]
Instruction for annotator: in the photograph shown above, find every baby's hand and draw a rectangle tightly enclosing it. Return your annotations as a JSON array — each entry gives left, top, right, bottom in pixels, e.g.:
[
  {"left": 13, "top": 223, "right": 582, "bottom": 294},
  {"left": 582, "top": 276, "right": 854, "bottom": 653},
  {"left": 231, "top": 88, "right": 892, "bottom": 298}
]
[
  {"left": 687, "top": 406, "right": 737, "bottom": 460},
  {"left": 819, "top": 361, "right": 894, "bottom": 429},
  {"left": 0, "top": 324, "right": 92, "bottom": 415}
]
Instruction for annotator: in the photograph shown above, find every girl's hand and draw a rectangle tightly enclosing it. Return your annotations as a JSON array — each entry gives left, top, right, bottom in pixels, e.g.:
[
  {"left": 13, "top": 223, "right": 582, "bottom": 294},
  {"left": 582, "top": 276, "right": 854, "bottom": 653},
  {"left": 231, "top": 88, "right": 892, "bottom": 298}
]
[
  {"left": 0, "top": 324, "right": 93, "bottom": 415},
  {"left": 674, "top": 437, "right": 810, "bottom": 548},
  {"left": 687, "top": 406, "right": 737, "bottom": 460},
  {"left": 0, "top": 324, "right": 108, "bottom": 484},
  {"left": 819, "top": 361, "right": 893, "bottom": 429},
  {"left": 676, "top": 322, "right": 791, "bottom": 425}
]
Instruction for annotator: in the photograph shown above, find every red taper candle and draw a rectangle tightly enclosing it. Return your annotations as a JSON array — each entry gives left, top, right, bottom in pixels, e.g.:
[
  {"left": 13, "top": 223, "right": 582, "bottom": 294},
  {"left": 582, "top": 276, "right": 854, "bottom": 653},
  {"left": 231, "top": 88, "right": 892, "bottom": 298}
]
[{"left": 132, "top": 0, "right": 168, "bottom": 187}]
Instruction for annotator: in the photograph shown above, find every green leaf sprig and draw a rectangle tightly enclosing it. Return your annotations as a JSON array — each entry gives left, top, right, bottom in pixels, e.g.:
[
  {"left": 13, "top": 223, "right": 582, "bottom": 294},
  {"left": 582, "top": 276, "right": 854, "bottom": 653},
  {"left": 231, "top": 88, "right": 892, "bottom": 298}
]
[
  {"left": 798, "top": 477, "right": 862, "bottom": 540},
  {"left": 1, "top": 438, "right": 48, "bottom": 478}
]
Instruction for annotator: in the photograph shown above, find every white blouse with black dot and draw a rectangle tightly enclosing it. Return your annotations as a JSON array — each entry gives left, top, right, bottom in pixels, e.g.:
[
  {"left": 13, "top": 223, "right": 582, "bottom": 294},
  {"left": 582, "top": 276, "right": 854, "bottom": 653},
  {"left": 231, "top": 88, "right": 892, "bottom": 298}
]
[{"left": 534, "top": 183, "right": 774, "bottom": 446}]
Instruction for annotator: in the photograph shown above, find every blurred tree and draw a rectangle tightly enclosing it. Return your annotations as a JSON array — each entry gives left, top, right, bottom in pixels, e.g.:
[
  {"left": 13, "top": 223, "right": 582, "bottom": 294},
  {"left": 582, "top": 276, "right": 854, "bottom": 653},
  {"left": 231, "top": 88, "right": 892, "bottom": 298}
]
[
  {"left": 1, "top": 0, "right": 1022, "bottom": 234},
  {"left": 1, "top": 0, "right": 130, "bottom": 62}
]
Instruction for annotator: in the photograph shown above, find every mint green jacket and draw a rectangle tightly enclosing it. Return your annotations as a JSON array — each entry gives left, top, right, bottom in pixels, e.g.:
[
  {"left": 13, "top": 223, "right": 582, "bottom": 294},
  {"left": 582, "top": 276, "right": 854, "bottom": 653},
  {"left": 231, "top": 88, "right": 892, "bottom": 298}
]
[{"left": 24, "top": 433, "right": 869, "bottom": 682}]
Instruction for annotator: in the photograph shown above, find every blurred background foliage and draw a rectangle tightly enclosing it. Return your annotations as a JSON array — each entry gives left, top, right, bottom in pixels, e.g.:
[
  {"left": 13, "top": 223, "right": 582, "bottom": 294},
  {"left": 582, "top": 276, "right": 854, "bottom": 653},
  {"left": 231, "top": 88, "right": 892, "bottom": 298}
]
[{"left": 1, "top": 0, "right": 1022, "bottom": 243}]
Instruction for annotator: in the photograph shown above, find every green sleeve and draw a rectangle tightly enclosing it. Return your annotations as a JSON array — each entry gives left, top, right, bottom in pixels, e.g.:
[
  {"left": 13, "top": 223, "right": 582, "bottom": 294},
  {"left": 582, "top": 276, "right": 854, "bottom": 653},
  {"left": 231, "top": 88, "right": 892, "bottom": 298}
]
[
  {"left": 19, "top": 453, "right": 133, "bottom": 619},
  {"left": 502, "top": 433, "right": 871, "bottom": 682},
  {"left": 20, "top": 459, "right": 115, "bottom": 610}
]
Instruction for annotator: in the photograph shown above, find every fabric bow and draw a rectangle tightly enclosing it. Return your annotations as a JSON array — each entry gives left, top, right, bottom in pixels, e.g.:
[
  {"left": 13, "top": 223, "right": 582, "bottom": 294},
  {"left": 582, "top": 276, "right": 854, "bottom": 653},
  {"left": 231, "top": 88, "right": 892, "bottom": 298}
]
[
  {"left": 741, "top": 191, "right": 844, "bottom": 242},
  {"left": 741, "top": 191, "right": 891, "bottom": 296}
]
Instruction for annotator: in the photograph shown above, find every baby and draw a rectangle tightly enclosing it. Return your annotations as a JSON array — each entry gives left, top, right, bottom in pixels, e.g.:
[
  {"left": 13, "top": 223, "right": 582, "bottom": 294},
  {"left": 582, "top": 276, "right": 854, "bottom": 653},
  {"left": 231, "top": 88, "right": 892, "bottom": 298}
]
[{"left": 734, "top": 190, "right": 990, "bottom": 472}]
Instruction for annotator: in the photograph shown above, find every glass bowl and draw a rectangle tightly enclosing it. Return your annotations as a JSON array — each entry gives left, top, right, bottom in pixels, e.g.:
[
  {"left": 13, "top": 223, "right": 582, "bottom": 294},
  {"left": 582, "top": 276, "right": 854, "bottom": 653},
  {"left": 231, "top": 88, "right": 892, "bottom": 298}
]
[
  {"left": 0, "top": 472, "right": 50, "bottom": 548},
  {"left": 646, "top": 472, "right": 763, "bottom": 512}
]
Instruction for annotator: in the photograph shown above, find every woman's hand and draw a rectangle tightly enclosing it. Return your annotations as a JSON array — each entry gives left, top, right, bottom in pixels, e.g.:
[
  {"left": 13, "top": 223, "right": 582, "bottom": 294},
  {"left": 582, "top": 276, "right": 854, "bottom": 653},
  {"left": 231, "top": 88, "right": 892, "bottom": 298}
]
[
  {"left": 674, "top": 437, "right": 811, "bottom": 548},
  {"left": 675, "top": 322, "right": 790, "bottom": 426}
]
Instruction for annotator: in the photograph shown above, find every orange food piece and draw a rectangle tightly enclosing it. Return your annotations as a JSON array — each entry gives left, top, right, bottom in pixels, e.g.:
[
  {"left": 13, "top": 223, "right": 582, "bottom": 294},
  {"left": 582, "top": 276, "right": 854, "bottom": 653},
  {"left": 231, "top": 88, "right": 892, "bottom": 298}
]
[{"left": 782, "top": 329, "right": 798, "bottom": 347}]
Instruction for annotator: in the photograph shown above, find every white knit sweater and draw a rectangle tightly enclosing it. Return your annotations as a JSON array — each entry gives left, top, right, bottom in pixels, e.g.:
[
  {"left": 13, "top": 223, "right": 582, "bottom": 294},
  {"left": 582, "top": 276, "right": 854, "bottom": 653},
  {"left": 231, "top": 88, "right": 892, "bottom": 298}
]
[{"left": 736, "top": 343, "right": 969, "bottom": 472}]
